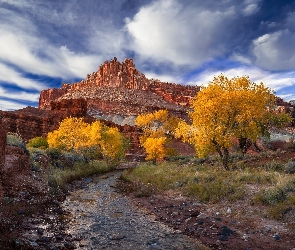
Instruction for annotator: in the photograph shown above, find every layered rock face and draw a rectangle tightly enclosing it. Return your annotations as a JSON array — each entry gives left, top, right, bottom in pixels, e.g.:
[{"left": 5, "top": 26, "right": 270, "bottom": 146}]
[
  {"left": 38, "top": 58, "right": 199, "bottom": 120},
  {"left": 0, "top": 123, "right": 6, "bottom": 201},
  {"left": 0, "top": 99, "right": 92, "bottom": 142},
  {"left": 0, "top": 124, "right": 5, "bottom": 167}
]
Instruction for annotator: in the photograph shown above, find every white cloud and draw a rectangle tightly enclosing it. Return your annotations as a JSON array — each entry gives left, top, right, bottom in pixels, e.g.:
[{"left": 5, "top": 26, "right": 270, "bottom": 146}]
[
  {"left": 125, "top": 0, "right": 236, "bottom": 66},
  {"left": 0, "top": 86, "right": 39, "bottom": 102},
  {"left": 144, "top": 71, "right": 181, "bottom": 84},
  {"left": 186, "top": 65, "right": 295, "bottom": 95},
  {"left": 242, "top": 3, "right": 260, "bottom": 16},
  {"left": 0, "top": 63, "right": 45, "bottom": 90},
  {"left": 88, "top": 27, "right": 127, "bottom": 60},
  {"left": 57, "top": 46, "right": 102, "bottom": 78},
  {"left": 251, "top": 30, "right": 295, "bottom": 70},
  {"left": 230, "top": 53, "right": 252, "bottom": 65},
  {"left": 0, "top": 99, "right": 31, "bottom": 111},
  {"left": 0, "top": 28, "right": 101, "bottom": 79}
]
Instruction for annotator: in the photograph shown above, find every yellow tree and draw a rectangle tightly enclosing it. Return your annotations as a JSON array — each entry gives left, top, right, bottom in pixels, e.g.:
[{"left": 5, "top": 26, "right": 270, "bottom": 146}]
[
  {"left": 143, "top": 137, "right": 166, "bottom": 163},
  {"left": 47, "top": 118, "right": 127, "bottom": 161},
  {"left": 47, "top": 117, "right": 90, "bottom": 150},
  {"left": 100, "top": 127, "right": 127, "bottom": 161},
  {"left": 175, "top": 74, "right": 291, "bottom": 170},
  {"left": 135, "top": 109, "right": 181, "bottom": 162}
]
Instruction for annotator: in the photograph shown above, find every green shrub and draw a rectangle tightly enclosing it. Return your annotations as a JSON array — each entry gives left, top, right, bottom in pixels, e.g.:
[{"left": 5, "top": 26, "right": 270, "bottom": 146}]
[
  {"left": 46, "top": 147, "right": 62, "bottom": 160},
  {"left": 260, "top": 187, "right": 287, "bottom": 205},
  {"left": 7, "top": 132, "right": 26, "bottom": 148},
  {"left": 28, "top": 148, "right": 48, "bottom": 171},
  {"left": 27, "top": 136, "right": 48, "bottom": 149}
]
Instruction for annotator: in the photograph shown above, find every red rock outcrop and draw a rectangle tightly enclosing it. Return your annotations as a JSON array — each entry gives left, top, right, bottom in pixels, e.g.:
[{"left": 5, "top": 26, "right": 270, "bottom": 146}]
[
  {"left": 0, "top": 123, "right": 6, "bottom": 201},
  {"left": 39, "top": 84, "right": 71, "bottom": 110},
  {"left": 38, "top": 58, "right": 200, "bottom": 113},
  {"left": 0, "top": 124, "right": 5, "bottom": 167},
  {"left": 0, "top": 99, "right": 93, "bottom": 142},
  {"left": 2, "top": 145, "right": 31, "bottom": 192}
]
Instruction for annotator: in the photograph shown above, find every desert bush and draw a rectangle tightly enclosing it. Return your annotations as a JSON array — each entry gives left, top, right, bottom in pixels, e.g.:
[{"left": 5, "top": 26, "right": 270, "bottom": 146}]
[
  {"left": 268, "top": 200, "right": 294, "bottom": 220},
  {"left": 259, "top": 187, "right": 287, "bottom": 206},
  {"left": 7, "top": 132, "right": 26, "bottom": 149},
  {"left": 46, "top": 147, "right": 62, "bottom": 161},
  {"left": 263, "top": 160, "right": 284, "bottom": 172},
  {"left": 27, "top": 136, "right": 48, "bottom": 149},
  {"left": 29, "top": 148, "right": 49, "bottom": 172},
  {"left": 285, "top": 160, "right": 295, "bottom": 174}
]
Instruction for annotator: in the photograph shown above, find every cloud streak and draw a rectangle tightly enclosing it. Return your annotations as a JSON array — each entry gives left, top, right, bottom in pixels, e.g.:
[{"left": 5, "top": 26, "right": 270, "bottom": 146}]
[{"left": 0, "top": 0, "right": 295, "bottom": 110}]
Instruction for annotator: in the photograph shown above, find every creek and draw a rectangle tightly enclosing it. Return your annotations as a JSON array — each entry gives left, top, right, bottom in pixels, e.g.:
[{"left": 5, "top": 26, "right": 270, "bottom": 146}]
[{"left": 60, "top": 171, "right": 200, "bottom": 250}]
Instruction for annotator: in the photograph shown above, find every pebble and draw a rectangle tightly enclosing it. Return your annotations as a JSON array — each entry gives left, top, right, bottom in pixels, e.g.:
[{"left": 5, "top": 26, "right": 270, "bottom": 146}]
[{"left": 273, "top": 234, "right": 281, "bottom": 240}]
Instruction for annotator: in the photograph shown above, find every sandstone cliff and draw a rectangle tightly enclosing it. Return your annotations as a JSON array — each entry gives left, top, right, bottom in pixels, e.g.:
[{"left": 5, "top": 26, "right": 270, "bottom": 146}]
[
  {"left": 0, "top": 123, "right": 6, "bottom": 201},
  {"left": 38, "top": 58, "right": 200, "bottom": 122},
  {"left": 0, "top": 99, "right": 93, "bottom": 142}
]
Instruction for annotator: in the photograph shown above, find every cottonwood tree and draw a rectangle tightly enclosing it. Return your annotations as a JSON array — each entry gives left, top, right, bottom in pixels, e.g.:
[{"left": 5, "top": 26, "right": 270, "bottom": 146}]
[
  {"left": 175, "top": 74, "right": 291, "bottom": 170},
  {"left": 47, "top": 117, "right": 127, "bottom": 161},
  {"left": 135, "top": 109, "right": 181, "bottom": 162}
]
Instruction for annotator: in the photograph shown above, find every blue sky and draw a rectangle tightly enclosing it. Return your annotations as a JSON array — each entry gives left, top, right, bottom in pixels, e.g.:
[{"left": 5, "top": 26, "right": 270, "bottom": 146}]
[{"left": 0, "top": 0, "right": 295, "bottom": 111}]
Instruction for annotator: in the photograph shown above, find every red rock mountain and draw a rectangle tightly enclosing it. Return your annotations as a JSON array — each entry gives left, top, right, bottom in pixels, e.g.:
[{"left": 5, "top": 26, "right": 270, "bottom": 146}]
[
  {"left": 38, "top": 57, "right": 199, "bottom": 122},
  {"left": 0, "top": 58, "right": 199, "bottom": 156}
]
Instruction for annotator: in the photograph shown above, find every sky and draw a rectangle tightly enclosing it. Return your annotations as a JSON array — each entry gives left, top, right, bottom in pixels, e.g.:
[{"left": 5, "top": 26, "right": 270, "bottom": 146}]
[{"left": 0, "top": 0, "right": 295, "bottom": 111}]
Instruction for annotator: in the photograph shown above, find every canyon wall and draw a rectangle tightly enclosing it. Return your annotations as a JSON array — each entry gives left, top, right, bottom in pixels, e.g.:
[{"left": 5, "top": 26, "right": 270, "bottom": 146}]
[
  {"left": 0, "top": 99, "right": 92, "bottom": 142},
  {"left": 0, "top": 123, "right": 6, "bottom": 201}
]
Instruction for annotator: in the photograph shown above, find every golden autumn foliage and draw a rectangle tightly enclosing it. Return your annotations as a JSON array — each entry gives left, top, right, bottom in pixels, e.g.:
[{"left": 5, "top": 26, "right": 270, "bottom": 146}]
[
  {"left": 175, "top": 74, "right": 291, "bottom": 169},
  {"left": 135, "top": 110, "right": 181, "bottom": 162},
  {"left": 143, "top": 137, "right": 166, "bottom": 161},
  {"left": 47, "top": 117, "right": 127, "bottom": 161}
]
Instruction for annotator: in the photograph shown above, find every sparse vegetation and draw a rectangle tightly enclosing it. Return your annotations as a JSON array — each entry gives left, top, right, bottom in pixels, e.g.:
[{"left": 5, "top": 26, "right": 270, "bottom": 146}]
[
  {"left": 27, "top": 145, "right": 116, "bottom": 193},
  {"left": 7, "top": 132, "right": 27, "bottom": 151},
  {"left": 47, "top": 160, "right": 115, "bottom": 192},
  {"left": 121, "top": 154, "right": 295, "bottom": 220}
]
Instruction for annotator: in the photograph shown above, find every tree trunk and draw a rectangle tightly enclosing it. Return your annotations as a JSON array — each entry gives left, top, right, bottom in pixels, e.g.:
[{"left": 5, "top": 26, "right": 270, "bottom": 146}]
[
  {"left": 212, "top": 140, "right": 230, "bottom": 170},
  {"left": 222, "top": 148, "right": 229, "bottom": 170}
]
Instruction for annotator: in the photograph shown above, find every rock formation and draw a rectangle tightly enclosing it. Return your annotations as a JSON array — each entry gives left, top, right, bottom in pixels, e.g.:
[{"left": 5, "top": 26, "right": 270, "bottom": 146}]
[
  {"left": 0, "top": 123, "right": 6, "bottom": 201},
  {"left": 38, "top": 58, "right": 200, "bottom": 121},
  {"left": 0, "top": 58, "right": 201, "bottom": 158},
  {"left": 0, "top": 99, "right": 94, "bottom": 142}
]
